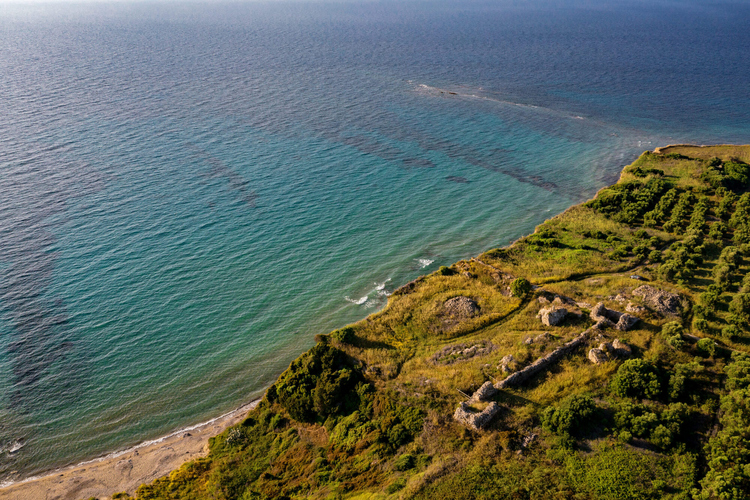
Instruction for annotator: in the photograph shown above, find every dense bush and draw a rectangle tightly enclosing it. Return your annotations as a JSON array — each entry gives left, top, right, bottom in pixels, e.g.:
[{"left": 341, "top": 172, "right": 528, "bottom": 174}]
[
  {"left": 267, "top": 343, "right": 361, "bottom": 422},
  {"left": 700, "top": 159, "right": 750, "bottom": 190},
  {"left": 438, "top": 265, "right": 456, "bottom": 276},
  {"left": 699, "top": 285, "right": 722, "bottom": 312},
  {"left": 698, "top": 354, "right": 750, "bottom": 499},
  {"left": 729, "top": 294, "right": 750, "bottom": 330},
  {"left": 716, "top": 191, "right": 738, "bottom": 220},
  {"left": 697, "top": 338, "right": 717, "bottom": 357},
  {"left": 630, "top": 166, "right": 664, "bottom": 178},
  {"left": 722, "top": 324, "right": 741, "bottom": 340},
  {"left": 564, "top": 445, "right": 697, "bottom": 500},
  {"left": 707, "top": 221, "right": 727, "bottom": 241},
  {"left": 644, "top": 188, "right": 679, "bottom": 227},
  {"left": 729, "top": 194, "right": 750, "bottom": 234},
  {"left": 613, "top": 402, "right": 688, "bottom": 449},
  {"left": 658, "top": 241, "right": 703, "bottom": 283},
  {"left": 541, "top": 394, "right": 596, "bottom": 437},
  {"left": 669, "top": 361, "right": 701, "bottom": 400},
  {"left": 693, "top": 318, "right": 709, "bottom": 334},
  {"left": 510, "top": 277, "right": 532, "bottom": 297},
  {"left": 330, "top": 326, "right": 356, "bottom": 344},
  {"left": 663, "top": 191, "right": 694, "bottom": 234},
  {"left": 724, "top": 161, "right": 750, "bottom": 189},
  {"left": 587, "top": 178, "right": 669, "bottom": 224},
  {"left": 610, "top": 359, "right": 662, "bottom": 400}
]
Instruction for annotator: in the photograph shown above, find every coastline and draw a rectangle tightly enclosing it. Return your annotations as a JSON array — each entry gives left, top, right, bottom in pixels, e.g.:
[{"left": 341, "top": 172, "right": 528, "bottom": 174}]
[
  {"left": 6, "top": 143, "right": 748, "bottom": 498},
  {"left": 0, "top": 399, "right": 260, "bottom": 500},
  {"left": 0, "top": 149, "right": 655, "bottom": 500}
]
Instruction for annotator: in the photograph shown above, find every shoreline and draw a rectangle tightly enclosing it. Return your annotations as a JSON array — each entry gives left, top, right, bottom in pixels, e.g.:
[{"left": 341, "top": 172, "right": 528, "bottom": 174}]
[
  {"left": 6, "top": 143, "right": 745, "bottom": 499},
  {"left": 0, "top": 398, "right": 261, "bottom": 500}
]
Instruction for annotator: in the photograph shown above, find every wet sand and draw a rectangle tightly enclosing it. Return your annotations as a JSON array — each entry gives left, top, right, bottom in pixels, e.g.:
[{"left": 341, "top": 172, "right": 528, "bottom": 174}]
[{"left": 0, "top": 400, "right": 259, "bottom": 500}]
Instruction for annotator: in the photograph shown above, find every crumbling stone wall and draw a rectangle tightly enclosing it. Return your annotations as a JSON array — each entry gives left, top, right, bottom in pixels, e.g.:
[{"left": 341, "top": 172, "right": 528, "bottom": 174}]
[
  {"left": 453, "top": 401, "right": 502, "bottom": 430},
  {"left": 495, "top": 329, "right": 591, "bottom": 389}
]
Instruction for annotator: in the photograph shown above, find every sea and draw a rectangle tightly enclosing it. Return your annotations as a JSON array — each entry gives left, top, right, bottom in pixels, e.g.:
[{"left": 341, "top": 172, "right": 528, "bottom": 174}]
[{"left": 1, "top": 0, "right": 749, "bottom": 483}]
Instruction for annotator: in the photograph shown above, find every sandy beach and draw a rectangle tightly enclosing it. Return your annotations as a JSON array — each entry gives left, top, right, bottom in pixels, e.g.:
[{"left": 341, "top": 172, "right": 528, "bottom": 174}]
[{"left": 0, "top": 400, "right": 260, "bottom": 500}]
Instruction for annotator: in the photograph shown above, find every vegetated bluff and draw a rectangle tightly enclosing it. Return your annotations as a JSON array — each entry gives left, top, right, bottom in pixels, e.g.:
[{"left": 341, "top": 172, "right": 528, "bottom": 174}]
[{"left": 112, "top": 145, "right": 750, "bottom": 500}]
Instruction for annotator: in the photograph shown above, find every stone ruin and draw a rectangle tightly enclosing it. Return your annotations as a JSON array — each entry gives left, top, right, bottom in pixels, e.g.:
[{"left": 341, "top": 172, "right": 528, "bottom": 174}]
[
  {"left": 430, "top": 340, "right": 495, "bottom": 365},
  {"left": 496, "top": 329, "right": 591, "bottom": 390},
  {"left": 443, "top": 296, "right": 480, "bottom": 319},
  {"left": 454, "top": 401, "right": 502, "bottom": 431},
  {"left": 632, "top": 285, "right": 682, "bottom": 315},
  {"left": 588, "top": 338, "right": 632, "bottom": 364},
  {"left": 453, "top": 299, "right": 642, "bottom": 429},
  {"left": 453, "top": 381, "right": 503, "bottom": 430},
  {"left": 590, "top": 302, "right": 639, "bottom": 331},
  {"left": 538, "top": 306, "right": 567, "bottom": 326},
  {"left": 498, "top": 354, "right": 517, "bottom": 373}
]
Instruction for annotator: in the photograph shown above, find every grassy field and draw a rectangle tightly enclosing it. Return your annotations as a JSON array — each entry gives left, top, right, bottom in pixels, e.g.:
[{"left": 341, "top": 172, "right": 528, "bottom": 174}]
[{"left": 104, "top": 145, "right": 750, "bottom": 500}]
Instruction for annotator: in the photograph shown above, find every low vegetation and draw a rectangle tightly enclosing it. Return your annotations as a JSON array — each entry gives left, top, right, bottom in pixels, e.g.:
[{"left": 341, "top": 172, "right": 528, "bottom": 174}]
[{"left": 105, "top": 145, "right": 750, "bottom": 500}]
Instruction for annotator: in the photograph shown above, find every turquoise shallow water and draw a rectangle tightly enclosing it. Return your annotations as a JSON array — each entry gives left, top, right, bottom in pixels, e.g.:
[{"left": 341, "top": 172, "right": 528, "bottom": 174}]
[{"left": 1, "top": 0, "right": 750, "bottom": 481}]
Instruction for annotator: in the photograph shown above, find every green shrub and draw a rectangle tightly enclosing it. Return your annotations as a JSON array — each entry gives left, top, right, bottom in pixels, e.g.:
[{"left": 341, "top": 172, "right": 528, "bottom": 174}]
[
  {"left": 565, "top": 445, "right": 696, "bottom": 499},
  {"left": 586, "top": 178, "right": 670, "bottom": 224},
  {"left": 650, "top": 424, "right": 673, "bottom": 449},
  {"left": 719, "top": 246, "right": 742, "bottom": 268},
  {"left": 667, "top": 335, "right": 685, "bottom": 350},
  {"left": 386, "top": 477, "right": 407, "bottom": 494},
  {"left": 708, "top": 222, "right": 726, "bottom": 240},
  {"left": 699, "top": 289, "right": 721, "bottom": 310},
  {"left": 394, "top": 453, "right": 416, "bottom": 471},
  {"left": 693, "top": 318, "right": 709, "bottom": 334},
  {"left": 510, "top": 277, "right": 532, "bottom": 298},
  {"left": 669, "top": 362, "right": 700, "bottom": 401},
  {"left": 662, "top": 322, "right": 685, "bottom": 349},
  {"left": 698, "top": 355, "right": 750, "bottom": 499},
  {"left": 268, "top": 343, "right": 361, "bottom": 422},
  {"left": 724, "top": 161, "right": 750, "bottom": 189},
  {"left": 330, "top": 326, "right": 356, "bottom": 344},
  {"left": 648, "top": 250, "right": 662, "bottom": 262},
  {"left": 662, "top": 321, "right": 683, "bottom": 338},
  {"left": 722, "top": 324, "right": 740, "bottom": 340},
  {"left": 729, "top": 294, "right": 750, "bottom": 328},
  {"left": 610, "top": 359, "right": 662, "bottom": 400},
  {"left": 633, "top": 244, "right": 649, "bottom": 259},
  {"left": 437, "top": 265, "right": 456, "bottom": 276},
  {"left": 716, "top": 192, "right": 737, "bottom": 220},
  {"left": 541, "top": 394, "right": 596, "bottom": 436},
  {"left": 697, "top": 338, "right": 717, "bottom": 357}
]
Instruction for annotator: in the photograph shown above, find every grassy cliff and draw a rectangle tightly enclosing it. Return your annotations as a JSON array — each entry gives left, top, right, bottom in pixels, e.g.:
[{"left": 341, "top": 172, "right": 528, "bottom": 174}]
[{"left": 108, "top": 145, "right": 750, "bottom": 500}]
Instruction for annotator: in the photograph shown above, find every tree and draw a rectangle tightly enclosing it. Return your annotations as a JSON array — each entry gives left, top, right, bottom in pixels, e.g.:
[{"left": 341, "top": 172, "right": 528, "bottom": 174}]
[
  {"left": 610, "top": 359, "right": 662, "bottom": 400},
  {"left": 541, "top": 394, "right": 596, "bottom": 436},
  {"left": 510, "top": 277, "right": 532, "bottom": 297}
]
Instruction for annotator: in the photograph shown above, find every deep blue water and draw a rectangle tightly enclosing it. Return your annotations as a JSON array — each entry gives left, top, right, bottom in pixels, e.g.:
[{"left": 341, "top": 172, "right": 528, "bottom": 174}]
[{"left": 1, "top": 0, "right": 749, "bottom": 481}]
